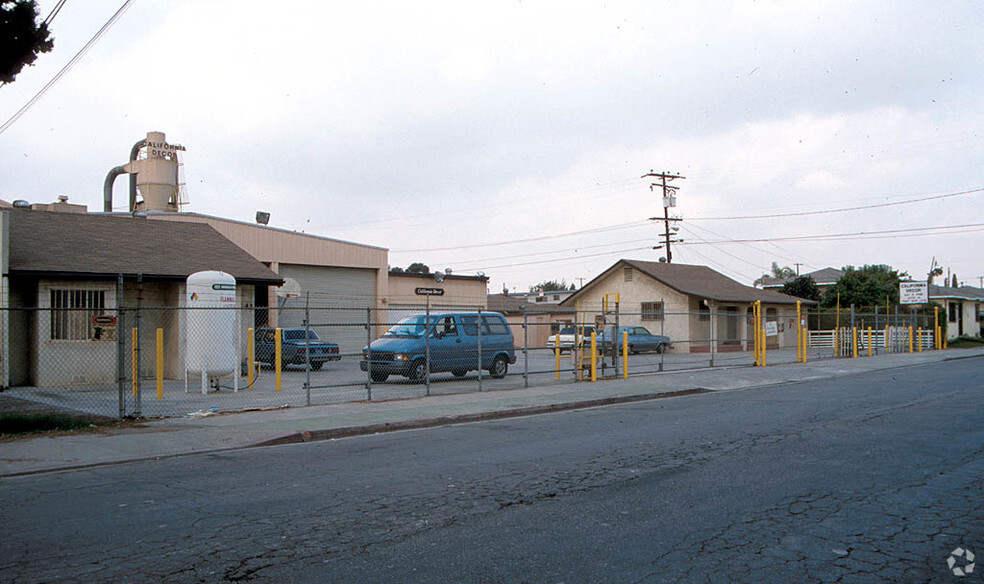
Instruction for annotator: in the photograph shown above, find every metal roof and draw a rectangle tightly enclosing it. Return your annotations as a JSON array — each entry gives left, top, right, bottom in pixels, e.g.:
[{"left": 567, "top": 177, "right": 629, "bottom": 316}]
[{"left": 6, "top": 209, "right": 282, "bottom": 284}]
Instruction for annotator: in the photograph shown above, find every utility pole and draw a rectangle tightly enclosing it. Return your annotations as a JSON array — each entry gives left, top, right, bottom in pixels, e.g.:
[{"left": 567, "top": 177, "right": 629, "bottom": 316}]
[
  {"left": 643, "top": 171, "right": 685, "bottom": 263},
  {"left": 794, "top": 263, "right": 802, "bottom": 276}
]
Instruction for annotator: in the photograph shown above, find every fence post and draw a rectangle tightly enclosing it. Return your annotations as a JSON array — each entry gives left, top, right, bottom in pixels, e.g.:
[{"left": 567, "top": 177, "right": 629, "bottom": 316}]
[
  {"left": 275, "top": 327, "right": 282, "bottom": 391},
  {"left": 522, "top": 310, "right": 529, "bottom": 388},
  {"left": 425, "top": 297, "right": 431, "bottom": 395},
  {"left": 477, "top": 307, "right": 483, "bottom": 392},
  {"left": 366, "top": 307, "right": 373, "bottom": 401},
  {"left": 156, "top": 328, "right": 164, "bottom": 399},
  {"left": 133, "top": 275, "right": 143, "bottom": 417},
  {"left": 622, "top": 330, "right": 629, "bottom": 379},
  {"left": 304, "top": 292, "right": 311, "bottom": 406},
  {"left": 116, "top": 275, "right": 126, "bottom": 418}
]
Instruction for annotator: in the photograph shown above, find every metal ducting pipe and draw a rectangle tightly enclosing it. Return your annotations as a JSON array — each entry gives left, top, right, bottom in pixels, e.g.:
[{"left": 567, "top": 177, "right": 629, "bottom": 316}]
[
  {"left": 102, "top": 138, "right": 147, "bottom": 212},
  {"left": 103, "top": 166, "right": 128, "bottom": 212},
  {"left": 128, "top": 138, "right": 146, "bottom": 213}
]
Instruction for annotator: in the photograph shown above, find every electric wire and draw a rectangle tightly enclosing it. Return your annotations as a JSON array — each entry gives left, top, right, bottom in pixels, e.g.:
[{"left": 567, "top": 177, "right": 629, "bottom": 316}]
[
  {"left": 0, "top": 0, "right": 137, "bottom": 136},
  {"left": 681, "top": 222, "right": 984, "bottom": 246},
  {"left": 394, "top": 219, "right": 650, "bottom": 253},
  {"left": 43, "top": 0, "right": 68, "bottom": 26},
  {"left": 687, "top": 188, "right": 982, "bottom": 221}
]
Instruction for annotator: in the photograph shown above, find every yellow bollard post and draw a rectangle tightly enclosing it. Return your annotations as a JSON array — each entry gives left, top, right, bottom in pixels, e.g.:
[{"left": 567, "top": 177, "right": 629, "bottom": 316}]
[
  {"left": 934, "top": 307, "right": 940, "bottom": 350},
  {"left": 908, "top": 326, "right": 913, "bottom": 353},
  {"left": 802, "top": 323, "right": 808, "bottom": 363},
  {"left": 755, "top": 301, "right": 762, "bottom": 366},
  {"left": 753, "top": 302, "right": 759, "bottom": 366},
  {"left": 247, "top": 327, "right": 255, "bottom": 387},
  {"left": 590, "top": 332, "right": 597, "bottom": 382},
  {"left": 852, "top": 327, "right": 858, "bottom": 359},
  {"left": 554, "top": 343, "right": 560, "bottom": 381},
  {"left": 156, "top": 328, "right": 163, "bottom": 399},
  {"left": 622, "top": 330, "right": 629, "bottom": 379},
  {"left": 834, "top": 327, "right": 839, "bottom": 358},
  {"left": 867, "top": 327, "right": 872, "bottom": 358},
  {"left": 884, "top": 325, "right": 889, "bottom": 353},
  {"left": 796, "top": 301, "right": 802, "bottom": 364},
  {"left": 917, "top": 327, "right": 922, "bottom": 352},
  {"left": 131, "top": 327, "right": 138, "bottom": 396},
  {"left": 275, "top": 327, "right": 282, "bottom": 391}
]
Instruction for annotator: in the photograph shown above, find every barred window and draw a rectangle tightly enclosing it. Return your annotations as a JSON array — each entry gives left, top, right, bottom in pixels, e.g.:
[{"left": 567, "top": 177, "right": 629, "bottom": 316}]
[
  {"left": 948, "top": 302, "right": 958, "bottom": 323},
  {"left": 641, "top": 301, "right": 664, "bottom": 321},
  {"left": 50, "top": 289, "right": 106, "bottom": 340}
]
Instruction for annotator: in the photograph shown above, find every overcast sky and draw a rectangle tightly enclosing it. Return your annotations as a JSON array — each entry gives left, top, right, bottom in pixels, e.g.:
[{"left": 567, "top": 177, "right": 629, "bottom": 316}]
[{"left": 2, "top": 1, "right": 982, "bottom": 292}]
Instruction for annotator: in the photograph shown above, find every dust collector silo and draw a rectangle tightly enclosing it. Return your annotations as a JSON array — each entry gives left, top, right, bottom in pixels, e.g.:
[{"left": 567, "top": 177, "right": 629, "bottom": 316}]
[{"left": 184, "top": 271, "right": 238, "bottom": 394}]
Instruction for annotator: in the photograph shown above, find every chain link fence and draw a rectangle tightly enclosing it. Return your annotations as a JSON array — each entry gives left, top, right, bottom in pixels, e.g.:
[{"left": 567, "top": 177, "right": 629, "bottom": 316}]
[{"left": 0, "top": 301, "right": 943, "bottom": 419}]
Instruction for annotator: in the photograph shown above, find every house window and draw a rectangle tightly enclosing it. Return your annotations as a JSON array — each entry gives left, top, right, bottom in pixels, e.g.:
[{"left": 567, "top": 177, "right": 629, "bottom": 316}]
[
  {"left": 624, "top": 267, "right": 633, "bottom": 282},
  {"left": 948, "top": 302, "right": 958, "bottom": 323},
  {"left": 698, "top": 300, "right": 710, "bottom": 321},
  {"left": 50, "top": 289, "right": 106, "bottom": 340},
  {"left": 641, "top": 301, "right": 664, "bottom": 321}
]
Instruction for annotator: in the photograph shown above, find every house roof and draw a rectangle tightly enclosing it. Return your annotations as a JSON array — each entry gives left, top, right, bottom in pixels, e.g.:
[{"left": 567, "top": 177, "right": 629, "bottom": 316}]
[
  {"left": 929, "top": 285, "right": 984, "bottom": 301},
  {"left": 563, "top": 259, "right": 816, "bottom": 306},
  {"left": 486, "top": 293, "right": 574, "bottom": 315},
  {"left": 6, "top": 209, "right": 282, "bottom": 284},
  {"left": 759, "top": 267, "right": 844, "bottom": 288}
]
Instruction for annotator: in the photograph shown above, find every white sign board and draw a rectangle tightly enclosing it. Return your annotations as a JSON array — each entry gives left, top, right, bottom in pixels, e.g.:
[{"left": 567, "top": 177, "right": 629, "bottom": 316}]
[
  {"left": 899, "top": 281, "right": 928, "bottom": 305},
  {"left": 765, "top": 321, "right": 778, "bottom": 337}
]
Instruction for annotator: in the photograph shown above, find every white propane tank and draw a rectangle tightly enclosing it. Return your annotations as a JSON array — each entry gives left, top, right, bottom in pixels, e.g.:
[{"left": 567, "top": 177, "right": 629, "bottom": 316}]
[{"left": 185, "top": 271, "right": 237, "bottom": 385}]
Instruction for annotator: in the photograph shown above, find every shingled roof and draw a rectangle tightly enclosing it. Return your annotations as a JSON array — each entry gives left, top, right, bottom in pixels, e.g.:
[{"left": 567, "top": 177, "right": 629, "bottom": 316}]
[
  {"left": 6, "top": 209, "right": 282, "bottom": 285},
  {"left": 564, "top": 259, "right": 816, "bottom": 305}
]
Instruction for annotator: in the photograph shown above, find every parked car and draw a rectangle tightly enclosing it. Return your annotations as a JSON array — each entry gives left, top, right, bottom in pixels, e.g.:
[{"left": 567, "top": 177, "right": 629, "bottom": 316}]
[
  {"left": 360, "top": 312, "right": 516, "bottom": 382},
  {"left": 254, "top": 327, "right": 341, "bottom": 370},
  {"left": 601, "top": 326, "right": 670, "bottom": 354},
  {"left": 546, "top": 325, "right": 595, "bottom": 353}
]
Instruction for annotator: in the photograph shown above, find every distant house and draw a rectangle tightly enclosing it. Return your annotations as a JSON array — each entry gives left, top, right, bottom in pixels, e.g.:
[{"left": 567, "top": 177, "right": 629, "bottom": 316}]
[
  {"left": 486, "top": 293, "right": 574, "bottom": 348},
  {"left": 758, "top": 267, "right": 844, "bottom": 292},
  {"left": 1, "top": 209, "right": 282, "bottom": 388},
  {"left": 562, "top": 260, "right": 816, "bottom": 353},
  {"left": 929, "top": 285, "right": 984, "bottom": 339}
]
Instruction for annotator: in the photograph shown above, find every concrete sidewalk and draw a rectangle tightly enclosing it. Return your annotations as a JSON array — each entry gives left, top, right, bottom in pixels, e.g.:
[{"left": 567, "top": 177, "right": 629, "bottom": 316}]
[{"left": 2, "top": 348, "right": 982, "bottom": 477}]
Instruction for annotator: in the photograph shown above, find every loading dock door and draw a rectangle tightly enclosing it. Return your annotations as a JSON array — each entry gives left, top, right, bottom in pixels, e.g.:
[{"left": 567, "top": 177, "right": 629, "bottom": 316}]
[{"left": 275, "top": 264, "right": 377, "bottom": 354}]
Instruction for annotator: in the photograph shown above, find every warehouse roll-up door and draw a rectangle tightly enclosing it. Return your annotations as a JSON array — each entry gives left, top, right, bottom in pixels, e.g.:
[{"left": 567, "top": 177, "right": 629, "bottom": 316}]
[{"left": 276, "top": 264, "right": 377, "bottom": 354}]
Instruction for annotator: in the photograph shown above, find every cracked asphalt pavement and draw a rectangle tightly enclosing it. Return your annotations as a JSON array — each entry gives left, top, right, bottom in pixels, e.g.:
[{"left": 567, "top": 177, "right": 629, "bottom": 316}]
[{"left": 0, "top": 357, "right": 981, "bottom": 582}]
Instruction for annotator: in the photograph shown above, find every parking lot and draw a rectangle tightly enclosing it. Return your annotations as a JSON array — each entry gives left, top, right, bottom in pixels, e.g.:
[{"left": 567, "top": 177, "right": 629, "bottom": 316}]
[{"left": 3, "top": 347, "right": 819, "bottom": 419}]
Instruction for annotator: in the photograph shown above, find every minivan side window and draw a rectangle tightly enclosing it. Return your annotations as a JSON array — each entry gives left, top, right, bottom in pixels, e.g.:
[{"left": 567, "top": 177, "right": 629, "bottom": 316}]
[
  {"left": 460, "top": 315, "right": 487, "bottom": 336},
  {"left": 483, "top": 315, "right": 509, "bottom": 335}
]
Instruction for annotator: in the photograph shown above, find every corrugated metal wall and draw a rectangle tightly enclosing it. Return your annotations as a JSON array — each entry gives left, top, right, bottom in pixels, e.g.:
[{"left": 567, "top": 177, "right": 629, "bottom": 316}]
[{"left": 276, "top": 264, "right": 377, "bottom": 355}]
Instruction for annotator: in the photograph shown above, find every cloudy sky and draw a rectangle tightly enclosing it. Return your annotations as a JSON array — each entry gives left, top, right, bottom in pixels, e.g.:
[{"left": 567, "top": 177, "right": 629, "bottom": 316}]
[{"left": 2, "top": 1, "right": 982, "bottom": 292}]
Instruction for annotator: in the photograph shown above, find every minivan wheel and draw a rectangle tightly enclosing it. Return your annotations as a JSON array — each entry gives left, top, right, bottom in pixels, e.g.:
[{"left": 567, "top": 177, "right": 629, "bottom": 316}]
[
  {"left": 408, "top": 359, "right": 426, "bottom": 382},
  {"left": 451, "top": 369, "right": 468, "bottom": 378},
  {"left": 489, "top": 355, "right": 508, "bottom": 378}
]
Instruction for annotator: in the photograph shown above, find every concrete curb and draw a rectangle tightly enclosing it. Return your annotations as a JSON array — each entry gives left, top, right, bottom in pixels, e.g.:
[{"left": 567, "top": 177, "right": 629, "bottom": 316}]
[{"left": 252, "top": 388, "right": 711, "bottom": 447}]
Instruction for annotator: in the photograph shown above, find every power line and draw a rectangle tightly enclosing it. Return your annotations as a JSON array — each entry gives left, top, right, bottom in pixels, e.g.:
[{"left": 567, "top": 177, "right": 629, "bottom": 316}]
[
  {"left": 393, "top": 219, "right": 649, "bottom": 253},
  {"left": 43, "top": 0, "right": 68, "bottom": 26},
  {"left": 459, "top": 245, "right": 653, "bottom": 272},
  {"left": 0, "top": 0, "right": 137, "bottom": 136},
  {"left": 687, "top": 187, "right": 982, "bottom": 221},
  {"left": 682, "top": 222, "right": 984, "bottom": 245}
]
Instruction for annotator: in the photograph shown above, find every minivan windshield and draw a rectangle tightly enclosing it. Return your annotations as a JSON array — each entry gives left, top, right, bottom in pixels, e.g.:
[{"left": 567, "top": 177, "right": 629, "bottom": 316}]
[{"left": 383, "top": 315, "right": 435, "bottom": 338}]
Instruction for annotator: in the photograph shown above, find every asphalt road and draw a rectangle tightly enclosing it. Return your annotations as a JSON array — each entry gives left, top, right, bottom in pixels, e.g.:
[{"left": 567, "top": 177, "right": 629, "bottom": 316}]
[{"left": 1, "top": 358, "right": 980, "bottom": 583}]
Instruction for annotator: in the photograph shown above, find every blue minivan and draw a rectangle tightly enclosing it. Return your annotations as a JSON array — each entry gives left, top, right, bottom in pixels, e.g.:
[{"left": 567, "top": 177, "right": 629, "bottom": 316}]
[{"left": 360, "top": 312, "right": 516, "bottom": 382}]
